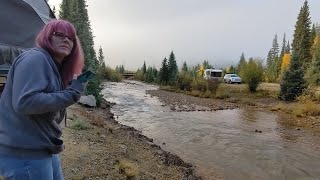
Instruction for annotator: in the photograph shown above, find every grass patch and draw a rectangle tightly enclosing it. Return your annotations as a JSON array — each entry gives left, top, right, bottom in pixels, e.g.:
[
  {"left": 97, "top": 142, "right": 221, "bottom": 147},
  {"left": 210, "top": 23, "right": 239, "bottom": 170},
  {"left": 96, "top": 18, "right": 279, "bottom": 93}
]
[{"left": 70, "top": 118, "right": 91, "bottom": 130}]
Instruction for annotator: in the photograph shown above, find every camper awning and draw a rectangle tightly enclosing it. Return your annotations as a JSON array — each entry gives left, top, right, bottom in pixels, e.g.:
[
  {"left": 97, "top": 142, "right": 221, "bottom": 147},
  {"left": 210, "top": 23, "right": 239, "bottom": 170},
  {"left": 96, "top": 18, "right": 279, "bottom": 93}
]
[
  {"left": 0, "top": 0, "right": 55, "bottom": 65},
  {"left": 0, "top": 0, "right": 55, "bottom": 48}
]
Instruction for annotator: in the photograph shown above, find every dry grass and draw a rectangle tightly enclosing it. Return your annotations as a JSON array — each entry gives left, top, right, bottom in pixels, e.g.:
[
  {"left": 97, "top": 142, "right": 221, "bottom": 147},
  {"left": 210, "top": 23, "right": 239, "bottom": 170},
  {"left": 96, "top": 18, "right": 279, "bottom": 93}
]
[
  {"left": 271, "top": 101, "right": 320, "bottom": 117},
  {"left": 76, "top": 108, "right": 106, "bottom": 127},
  {"left": 185, "top": 90, "right": 215, "bottom": 98},
  {"left": 218, "top": 83, "right": 279, "bottom": 98},
  {"left": 117, "top": 159, "right": 139, "bottom": 179}
]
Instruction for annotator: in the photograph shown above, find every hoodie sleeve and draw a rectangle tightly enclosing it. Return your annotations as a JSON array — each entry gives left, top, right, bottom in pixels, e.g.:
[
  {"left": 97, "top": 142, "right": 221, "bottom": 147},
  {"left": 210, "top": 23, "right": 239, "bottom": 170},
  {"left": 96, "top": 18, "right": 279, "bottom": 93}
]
[{"left": 11, "top": 51, "right": 84, "bottom": 115}]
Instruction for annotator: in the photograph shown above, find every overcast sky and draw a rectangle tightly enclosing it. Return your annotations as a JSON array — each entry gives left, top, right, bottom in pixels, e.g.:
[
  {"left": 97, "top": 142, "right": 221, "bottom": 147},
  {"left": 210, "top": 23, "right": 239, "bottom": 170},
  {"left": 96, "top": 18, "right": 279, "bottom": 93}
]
[{"left": 48, "top": 0, "right": 320, "bottom": 70}]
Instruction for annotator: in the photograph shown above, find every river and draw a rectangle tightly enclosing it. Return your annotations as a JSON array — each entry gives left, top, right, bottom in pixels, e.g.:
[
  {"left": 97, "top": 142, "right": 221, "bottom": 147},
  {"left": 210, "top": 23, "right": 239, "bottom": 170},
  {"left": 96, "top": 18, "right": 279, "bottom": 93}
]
[{"left": 102, "top": 81, "right": 320, "bottom": 180}]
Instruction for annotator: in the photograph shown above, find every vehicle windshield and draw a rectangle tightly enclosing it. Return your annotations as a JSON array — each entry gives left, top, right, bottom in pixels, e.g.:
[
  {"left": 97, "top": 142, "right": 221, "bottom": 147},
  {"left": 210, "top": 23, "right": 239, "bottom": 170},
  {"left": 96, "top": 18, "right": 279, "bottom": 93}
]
[{"left": 230, "top": 74, "right": 238, "bottom": 77}]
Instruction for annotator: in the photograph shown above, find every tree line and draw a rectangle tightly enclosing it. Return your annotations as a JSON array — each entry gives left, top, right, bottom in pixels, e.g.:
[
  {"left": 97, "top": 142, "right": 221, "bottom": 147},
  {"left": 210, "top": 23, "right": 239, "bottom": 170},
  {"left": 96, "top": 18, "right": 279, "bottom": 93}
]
[
  {"left": 136, "top": 0, "right": 320, "bottom": 101},
  {"left": 58, "top": 0, "right": 320, "bottom": 103}
]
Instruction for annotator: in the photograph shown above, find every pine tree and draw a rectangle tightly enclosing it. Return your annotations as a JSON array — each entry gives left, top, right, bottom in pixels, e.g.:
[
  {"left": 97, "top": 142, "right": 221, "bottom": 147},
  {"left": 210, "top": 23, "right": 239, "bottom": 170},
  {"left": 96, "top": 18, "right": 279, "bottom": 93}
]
[
  {"left": 291, "top": 0, "right": 312, "bottom": 72},
  {"left": 266, "top": 34, "right": 280, "bottom": 82},
  {"left": 144, "top": 66, "right": 156, "bottom": 83},
  {"left": 142, "top": 61, "right": 146, "bottom": 75},
  {"left": 285, "top": 40, "right": 291, "bottom": 53},
  {"left": 315, "top": 23, "right": 320, "bottom": 34},
  {"left": 237, "top": 52, "right": 246, "bottom": 73},
  {"left": 60, "top": 0, "right": 102, "bottom": 106},
  {"left": 59, "top": 0, "right": 72, "bottom": 20},
  {"left": 280, "top": 33, "right": 286, "bottom": 57},
  {"left": 167, "top": 51, "right": 178, "bottom": 84},
  {"left": 159, "top": 57, "right": 169, "bottom": 85},
  {"left": 98, "top": 46, "right": 106, "bottom": 68},
  {"left": 202, "top": 60, "right": 213, "bottom": 69},
  {"left": 311, "top": 24, "right": 317, "bottom": 46},
  {"left": 279, "top": 53, "right": 306, "bottom": 101},
  {"left": 307, "top": 36, "right": 320, "bottom": 85},
  {"left": 182, "top": 61, "right": 188, "bottom": 72},
  {"left": 279, "top": 33, "right": 287, "bottom": 72}
]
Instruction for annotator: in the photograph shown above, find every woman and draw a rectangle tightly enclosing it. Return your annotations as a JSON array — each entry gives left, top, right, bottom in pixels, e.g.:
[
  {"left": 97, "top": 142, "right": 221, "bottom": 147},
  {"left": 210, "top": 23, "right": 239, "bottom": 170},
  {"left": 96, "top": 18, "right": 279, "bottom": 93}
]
[{"left": 0, "top": 19, "right": 85, "bottom": 180}]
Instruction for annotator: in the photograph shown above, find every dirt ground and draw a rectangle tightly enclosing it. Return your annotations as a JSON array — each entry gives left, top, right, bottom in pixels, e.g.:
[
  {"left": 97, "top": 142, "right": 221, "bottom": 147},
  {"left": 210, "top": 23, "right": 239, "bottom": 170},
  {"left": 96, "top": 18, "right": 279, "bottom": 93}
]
[{"left": 61, "top": 104, "right": 201, "bottom": 180}]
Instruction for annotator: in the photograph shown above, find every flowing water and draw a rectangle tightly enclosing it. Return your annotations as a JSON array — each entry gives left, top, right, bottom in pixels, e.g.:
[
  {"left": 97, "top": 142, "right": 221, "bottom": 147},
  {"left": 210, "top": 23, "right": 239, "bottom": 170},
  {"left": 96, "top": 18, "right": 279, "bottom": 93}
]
[{"left": 102, "top": 81, "right": 320, "bottom": 180}]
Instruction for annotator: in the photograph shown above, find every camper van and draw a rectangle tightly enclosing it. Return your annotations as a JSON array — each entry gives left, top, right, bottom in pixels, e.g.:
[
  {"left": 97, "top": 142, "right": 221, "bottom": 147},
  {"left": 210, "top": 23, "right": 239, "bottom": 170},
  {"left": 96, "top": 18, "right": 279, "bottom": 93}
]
[
  {"left": 203, "top": 69, "right": 223, "bottom": 80},
  {"left": 0, "top": 0, "right": 55, "bottom": 95}
]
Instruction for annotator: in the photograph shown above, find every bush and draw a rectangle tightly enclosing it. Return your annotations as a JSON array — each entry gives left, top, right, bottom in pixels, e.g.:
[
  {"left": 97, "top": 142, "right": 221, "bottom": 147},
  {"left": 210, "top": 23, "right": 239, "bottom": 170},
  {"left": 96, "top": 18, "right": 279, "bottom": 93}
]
[
  {"left": 177, "top": 72, "right": 193, "bottom": 91},
  {"left": 117, "top": 159, "right": 139, "bottom": 179},
  {"left": 207, "top": 79, "right": 220, "bottom": 93},
  {"left": 192, "top": 78, "right": 207, "bottom": 92},
  {"left": 100, "top": 66, "right": 122, "bottom": 82},
  {"left": 134, "top": 69, "right": 144, "bottom": 81},
  {"left": 240, "top": 59, "right": 263, "bottom": 92}
]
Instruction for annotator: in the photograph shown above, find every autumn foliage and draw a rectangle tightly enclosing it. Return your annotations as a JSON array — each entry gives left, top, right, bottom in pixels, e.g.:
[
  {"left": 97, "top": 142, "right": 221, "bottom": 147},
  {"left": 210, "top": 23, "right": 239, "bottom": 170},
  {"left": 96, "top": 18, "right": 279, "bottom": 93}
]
[{"left": 281, "top": 53, "right": 291, "bottom": 73}]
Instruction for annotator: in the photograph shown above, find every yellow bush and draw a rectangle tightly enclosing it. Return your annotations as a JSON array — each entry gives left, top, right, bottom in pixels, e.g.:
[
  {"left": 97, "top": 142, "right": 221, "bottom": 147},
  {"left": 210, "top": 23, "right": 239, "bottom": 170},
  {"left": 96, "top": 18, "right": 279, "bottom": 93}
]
[{"left": 117, "top": 160, "right": 139, "bottom": 179}]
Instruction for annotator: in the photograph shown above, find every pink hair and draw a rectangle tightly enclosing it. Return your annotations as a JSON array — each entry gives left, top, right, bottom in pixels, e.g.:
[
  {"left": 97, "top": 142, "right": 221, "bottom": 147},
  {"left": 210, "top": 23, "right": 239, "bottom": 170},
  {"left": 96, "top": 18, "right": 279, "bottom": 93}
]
[{"left": 35, "top": 19, "right": 84, "bottom": 87}]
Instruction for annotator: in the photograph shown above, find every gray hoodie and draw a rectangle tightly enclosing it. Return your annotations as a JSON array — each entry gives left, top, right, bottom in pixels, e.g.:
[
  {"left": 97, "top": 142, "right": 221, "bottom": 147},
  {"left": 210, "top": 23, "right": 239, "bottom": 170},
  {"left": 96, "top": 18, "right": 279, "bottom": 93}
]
[{"left": 0, "top": 48, "right": 84, "bottom": 158}]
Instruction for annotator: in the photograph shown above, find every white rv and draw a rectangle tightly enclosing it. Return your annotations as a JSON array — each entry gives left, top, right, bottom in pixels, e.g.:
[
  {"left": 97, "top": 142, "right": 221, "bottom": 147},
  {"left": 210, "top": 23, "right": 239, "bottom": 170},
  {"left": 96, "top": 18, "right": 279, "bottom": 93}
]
[{"left": 203, "top": 69, "right": 223, "bottom": 80}]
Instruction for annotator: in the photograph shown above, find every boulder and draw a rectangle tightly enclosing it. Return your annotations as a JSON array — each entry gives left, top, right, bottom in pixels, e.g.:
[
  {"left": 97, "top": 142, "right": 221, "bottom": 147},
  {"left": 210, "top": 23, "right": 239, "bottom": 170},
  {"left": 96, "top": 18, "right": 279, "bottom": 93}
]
[{"left": 78, "top": 95, "right": 96, "bottom": 107}]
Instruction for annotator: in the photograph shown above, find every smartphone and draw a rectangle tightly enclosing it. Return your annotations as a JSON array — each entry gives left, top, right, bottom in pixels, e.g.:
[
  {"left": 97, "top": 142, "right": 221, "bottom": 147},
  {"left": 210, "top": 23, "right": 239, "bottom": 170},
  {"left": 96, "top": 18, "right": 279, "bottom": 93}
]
[{"left": 77, "top": 70, "right": 95, "bottom": 83}]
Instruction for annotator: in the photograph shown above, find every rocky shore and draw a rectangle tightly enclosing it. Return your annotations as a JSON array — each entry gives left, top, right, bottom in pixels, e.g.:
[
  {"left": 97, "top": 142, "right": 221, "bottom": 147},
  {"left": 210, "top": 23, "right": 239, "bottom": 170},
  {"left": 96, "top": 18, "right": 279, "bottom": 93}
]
[
  {"left": 61, "top": 102, "right": 202, "bottom": 180},
  {"left": 146, "top": 89, "right": 240, "bottom": 112}
]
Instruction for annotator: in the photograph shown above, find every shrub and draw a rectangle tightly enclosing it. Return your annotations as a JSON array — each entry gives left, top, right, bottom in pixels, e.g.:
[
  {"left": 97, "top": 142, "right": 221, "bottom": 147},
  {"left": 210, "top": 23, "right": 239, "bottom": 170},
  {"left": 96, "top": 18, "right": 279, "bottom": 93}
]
[
  {"left": 192, "top": 78, "right": 207, "bottom": 92},
  {"left": 70, "top": 118, "right": 91, "bottom": 130},
  {"left": 207, "top": 79, "right": 220, "bottom": 93},
  {"left": 117, "top": 159, "right": 139, "bottom": 179},
  {"left": 134, "top": 69, "right": 144, "bottom": 81},
  {"left": 177, "top": 72, "right": 193, "bottom": 91},
  {"left": 240, "top": 58, "right": 263, "bottom": 92},
  {"left": 100, "top": 66, "right": 122, "bottom": 82},
  {"left": 85, "top": 76, "right": 103, "bottom": 106}
]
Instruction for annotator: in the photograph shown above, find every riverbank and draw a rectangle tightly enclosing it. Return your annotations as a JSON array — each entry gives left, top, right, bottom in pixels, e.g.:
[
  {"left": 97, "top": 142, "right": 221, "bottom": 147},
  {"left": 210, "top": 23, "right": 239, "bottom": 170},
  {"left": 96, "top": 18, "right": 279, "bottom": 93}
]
[
  {"left": 146, "top": 87, "right": 320, "bottom": 134},
  {"left": 61, "top": 81, "right": 320, "bottom": 179},
  {"left": 61, "top": 103, "right": 201, "bottom": 180}
]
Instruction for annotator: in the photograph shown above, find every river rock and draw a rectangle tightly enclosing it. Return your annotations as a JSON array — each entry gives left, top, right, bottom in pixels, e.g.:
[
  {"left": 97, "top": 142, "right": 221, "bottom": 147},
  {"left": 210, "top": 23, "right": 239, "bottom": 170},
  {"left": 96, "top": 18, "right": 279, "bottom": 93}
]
[{"left": 78, "top": 95, "right": 96, "bottom": 107}]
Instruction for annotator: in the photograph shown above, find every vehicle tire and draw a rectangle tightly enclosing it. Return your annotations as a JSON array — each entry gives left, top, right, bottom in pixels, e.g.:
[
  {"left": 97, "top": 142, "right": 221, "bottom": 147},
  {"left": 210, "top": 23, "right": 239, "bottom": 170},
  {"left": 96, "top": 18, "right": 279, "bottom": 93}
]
[{"left": 228, "top": 80, "right": 232, "bottom": 84}]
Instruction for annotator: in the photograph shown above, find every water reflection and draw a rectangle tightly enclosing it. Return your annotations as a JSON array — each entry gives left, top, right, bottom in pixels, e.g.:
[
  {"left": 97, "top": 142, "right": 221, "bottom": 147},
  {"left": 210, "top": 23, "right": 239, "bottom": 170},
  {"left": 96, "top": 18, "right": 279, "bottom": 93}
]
[{"left": 103, "top": 81, "right": 320, "bottom": 180}]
